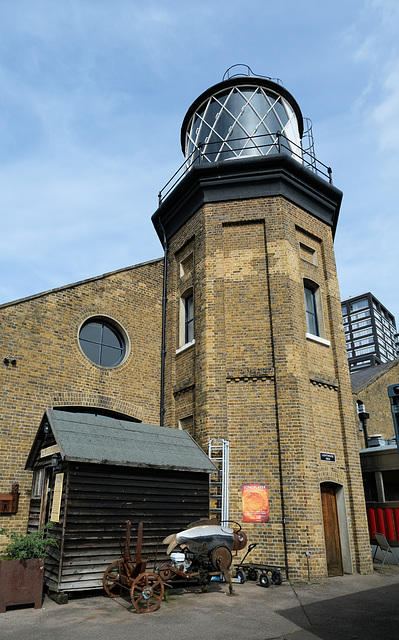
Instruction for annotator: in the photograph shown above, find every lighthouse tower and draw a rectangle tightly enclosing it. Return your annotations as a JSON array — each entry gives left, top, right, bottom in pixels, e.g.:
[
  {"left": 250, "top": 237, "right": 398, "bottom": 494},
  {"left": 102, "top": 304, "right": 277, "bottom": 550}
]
[{"left": 152, "top": 67, "right": 372, "bottom": 579}]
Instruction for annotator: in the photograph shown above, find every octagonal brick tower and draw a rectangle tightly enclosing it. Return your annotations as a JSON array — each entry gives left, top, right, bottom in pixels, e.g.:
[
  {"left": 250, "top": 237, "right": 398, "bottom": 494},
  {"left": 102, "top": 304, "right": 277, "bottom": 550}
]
[{"left": 152, "top": 68, "right": 372, "bottom": 580}]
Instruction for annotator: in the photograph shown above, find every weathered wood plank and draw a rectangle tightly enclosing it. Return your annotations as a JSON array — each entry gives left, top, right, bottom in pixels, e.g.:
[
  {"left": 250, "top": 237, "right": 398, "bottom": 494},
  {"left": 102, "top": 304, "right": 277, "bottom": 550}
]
[{"left": 27, "top": 461, "right": 209, "bottom": 593}]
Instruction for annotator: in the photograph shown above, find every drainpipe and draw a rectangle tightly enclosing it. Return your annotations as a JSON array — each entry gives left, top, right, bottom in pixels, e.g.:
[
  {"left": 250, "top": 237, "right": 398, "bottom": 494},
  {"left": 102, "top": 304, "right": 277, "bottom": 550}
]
[
  {"left": 159, "top": 218, "right": 168, "bottom": 427},
  {"left": 263, "top": 226, "right": 289, "bottom": 580}
]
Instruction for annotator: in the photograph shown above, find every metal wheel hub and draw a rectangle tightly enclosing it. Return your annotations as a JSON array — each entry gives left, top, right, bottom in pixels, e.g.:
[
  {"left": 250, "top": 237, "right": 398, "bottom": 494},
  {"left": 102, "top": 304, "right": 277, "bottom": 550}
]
[{"left": 142, "top": 586, "right": 153, "bottom": 599}]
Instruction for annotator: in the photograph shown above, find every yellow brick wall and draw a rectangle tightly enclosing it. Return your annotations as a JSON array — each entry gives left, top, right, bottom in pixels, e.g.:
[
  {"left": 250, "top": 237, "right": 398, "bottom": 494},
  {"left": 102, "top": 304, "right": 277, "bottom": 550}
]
[
  {"left": 0, "top": 260, "right": 163, "bottom": 534},
  {"left": 163, "top": 193, "right": 372, "bottom": 579},
  {"left": 352, "top": 359, "right": 399, "bottom": 444}
]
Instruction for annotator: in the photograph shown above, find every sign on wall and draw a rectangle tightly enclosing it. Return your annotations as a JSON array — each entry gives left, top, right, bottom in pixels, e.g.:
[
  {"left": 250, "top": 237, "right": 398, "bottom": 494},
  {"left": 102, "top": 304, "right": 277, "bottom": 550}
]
[
  {"left": 320, "top": 452, "right": 336, "bottom": 462},
  {"left": 242, "top": 483, "right": 269, "bottom": 523}
]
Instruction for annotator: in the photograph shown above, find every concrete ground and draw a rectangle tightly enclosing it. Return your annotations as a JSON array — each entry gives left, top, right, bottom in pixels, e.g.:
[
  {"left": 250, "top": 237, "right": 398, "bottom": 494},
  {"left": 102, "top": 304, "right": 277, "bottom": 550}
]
[{"left": 2, "top": 563, "right": 399, "bottom": 640}]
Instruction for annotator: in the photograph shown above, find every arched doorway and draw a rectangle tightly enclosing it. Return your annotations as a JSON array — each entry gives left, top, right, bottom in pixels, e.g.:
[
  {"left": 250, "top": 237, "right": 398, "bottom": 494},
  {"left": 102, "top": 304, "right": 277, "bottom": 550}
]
[{"left": 321, "top": 483, "right": 343, "bottom": 576}]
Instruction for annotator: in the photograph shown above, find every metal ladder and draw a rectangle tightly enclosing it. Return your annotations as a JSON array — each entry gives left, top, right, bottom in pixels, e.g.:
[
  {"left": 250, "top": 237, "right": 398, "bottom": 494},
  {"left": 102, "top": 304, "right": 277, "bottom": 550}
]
[{"left": 208, "top": 439, "right": 229, "bottom": 522}]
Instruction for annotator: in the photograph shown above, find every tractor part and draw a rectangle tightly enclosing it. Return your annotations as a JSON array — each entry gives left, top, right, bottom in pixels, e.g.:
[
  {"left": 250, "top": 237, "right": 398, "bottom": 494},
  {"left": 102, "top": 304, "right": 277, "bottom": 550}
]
[
  {"left": 130, "top": 572, "right": 164, "bottom": 613},
  {"left": 103, "top": 559, "right": 130, "bottom": 597}
]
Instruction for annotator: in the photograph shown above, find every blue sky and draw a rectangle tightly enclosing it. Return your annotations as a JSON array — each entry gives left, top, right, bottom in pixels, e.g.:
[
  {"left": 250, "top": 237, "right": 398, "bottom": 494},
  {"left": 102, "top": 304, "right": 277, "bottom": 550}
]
[{"left": 0, "top": 0, "right": 398, "bottom": 324}]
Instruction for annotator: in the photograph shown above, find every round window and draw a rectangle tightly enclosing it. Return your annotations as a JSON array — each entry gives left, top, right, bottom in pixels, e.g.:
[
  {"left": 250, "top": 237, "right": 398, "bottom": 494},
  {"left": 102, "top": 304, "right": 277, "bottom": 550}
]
[{"left": 79, "top": 318, "right": 126, "bottom": 367}]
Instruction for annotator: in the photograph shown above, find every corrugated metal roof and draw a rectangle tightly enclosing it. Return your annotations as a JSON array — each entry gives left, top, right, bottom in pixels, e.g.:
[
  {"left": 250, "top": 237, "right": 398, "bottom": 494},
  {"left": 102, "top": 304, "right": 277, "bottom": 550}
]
[{"left": 26, "top": 409, "right": 216, "bottom": 473}]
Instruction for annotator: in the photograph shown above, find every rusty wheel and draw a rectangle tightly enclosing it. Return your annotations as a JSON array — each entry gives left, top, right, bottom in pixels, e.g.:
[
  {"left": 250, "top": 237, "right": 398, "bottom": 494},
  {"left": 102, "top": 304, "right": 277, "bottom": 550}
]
[
  {"left": 130, "top": 572, "right": 164, "bottom": 613},
  {"left": 103, "top": 559, "right": 130, "bottom": 597},
  {"left": 210, "top": 546, "right": 232, "bottom": 572},
  {"left": 158, "top": 562, "right": 174, "bottom": 582}
]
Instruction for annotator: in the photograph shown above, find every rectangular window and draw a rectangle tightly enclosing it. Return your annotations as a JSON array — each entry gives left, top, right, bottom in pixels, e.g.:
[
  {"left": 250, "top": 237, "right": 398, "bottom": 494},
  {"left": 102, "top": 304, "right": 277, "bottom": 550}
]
[
  {"left": 185, "top": 293, "right": 194, "bottom": 343},
  {"left": 304, "top": 286, "right": 319, "bottom": 336},
  {"left": 354, "top": 346, "right": 375, "bottom": 356},
  {"left": 352, "top": 328, "right": 373, "bottom": 340},
  {"left": 353, "top": 359, "right": 371, "bottom": 367},
  {"left": 382, "top": 471, "right": 399, "bottom": 501},
  {"left": 350, "top": 310, "right": 370, "bottom": 321},
  {"left": 351, "top": 319, "right": 372, "bottom": 330},
  {"left": 363, "top": 472, "right": 378, "bottom": 502},
  {"left": 349, "top": 298, "right": 368, "bottom": 312},
  {"left": 353, "top": 337, "right": 374, "bottom": 348},
  {"left": 31, "top": 469, "right": 45, "bottom": 498}
]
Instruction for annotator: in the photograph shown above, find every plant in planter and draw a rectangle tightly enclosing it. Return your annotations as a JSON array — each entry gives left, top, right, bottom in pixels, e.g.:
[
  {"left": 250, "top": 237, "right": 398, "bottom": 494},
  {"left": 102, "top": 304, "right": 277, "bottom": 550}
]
[{"left": 0, "top": 523, "right": 58, "bottom": 613}]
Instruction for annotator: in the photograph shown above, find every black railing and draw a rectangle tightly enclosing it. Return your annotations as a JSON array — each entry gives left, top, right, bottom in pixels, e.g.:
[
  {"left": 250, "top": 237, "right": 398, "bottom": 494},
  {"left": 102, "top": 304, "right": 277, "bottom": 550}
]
[{"left": 158, "top": 132, "right": 333, "bottom": 206}]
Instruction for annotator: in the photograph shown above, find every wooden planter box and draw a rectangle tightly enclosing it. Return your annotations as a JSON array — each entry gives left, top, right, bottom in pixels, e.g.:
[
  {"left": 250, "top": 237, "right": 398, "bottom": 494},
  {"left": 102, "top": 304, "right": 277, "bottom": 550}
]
[{"left": 0, "top": 558, "right": 44, "bottom": 613}]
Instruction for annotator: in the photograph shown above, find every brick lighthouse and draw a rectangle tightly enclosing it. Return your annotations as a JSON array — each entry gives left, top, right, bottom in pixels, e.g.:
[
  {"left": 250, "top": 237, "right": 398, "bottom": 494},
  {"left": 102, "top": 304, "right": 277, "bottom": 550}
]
[{"left": 152, "top": 66, "right": 372, "bottom": 579}]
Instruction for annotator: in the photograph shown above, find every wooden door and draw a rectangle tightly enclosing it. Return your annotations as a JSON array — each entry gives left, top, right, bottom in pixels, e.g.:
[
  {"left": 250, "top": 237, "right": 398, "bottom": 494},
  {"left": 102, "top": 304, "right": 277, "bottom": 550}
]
[{"left": 321, "top": 484, "right": 343, "bottom": 576}]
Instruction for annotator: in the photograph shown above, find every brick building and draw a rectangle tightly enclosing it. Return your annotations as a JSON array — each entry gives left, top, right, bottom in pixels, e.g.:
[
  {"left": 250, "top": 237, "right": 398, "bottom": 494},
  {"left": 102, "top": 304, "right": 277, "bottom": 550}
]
[
  {"left": 0, "top": 69, "right": 372, "bottom": 580},
  {"left": 0, "top": 261, "right": 163, "bottom": 527},
  {"left": 352, "top": 358, "right": 399, "bottom": 446}
]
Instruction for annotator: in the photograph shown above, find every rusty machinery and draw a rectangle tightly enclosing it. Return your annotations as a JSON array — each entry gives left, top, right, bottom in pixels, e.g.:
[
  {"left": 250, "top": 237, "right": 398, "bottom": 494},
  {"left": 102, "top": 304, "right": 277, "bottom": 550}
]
[{"left": 103, "top": 519, "right": 247, "bottom": 613}]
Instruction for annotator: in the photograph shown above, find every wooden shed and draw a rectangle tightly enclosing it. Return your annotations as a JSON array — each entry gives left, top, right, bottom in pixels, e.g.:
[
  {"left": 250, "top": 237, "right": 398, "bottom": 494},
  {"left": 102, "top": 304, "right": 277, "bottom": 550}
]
[{"left": 25, "top": 409, "right": 215, "bottom": 597}]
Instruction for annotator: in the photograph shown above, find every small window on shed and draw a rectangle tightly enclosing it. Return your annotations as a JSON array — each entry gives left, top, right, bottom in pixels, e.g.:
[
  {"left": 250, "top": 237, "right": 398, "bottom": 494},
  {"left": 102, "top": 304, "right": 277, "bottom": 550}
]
[{"left": 31, "top": 469, "right": 45, "bottom": 498}]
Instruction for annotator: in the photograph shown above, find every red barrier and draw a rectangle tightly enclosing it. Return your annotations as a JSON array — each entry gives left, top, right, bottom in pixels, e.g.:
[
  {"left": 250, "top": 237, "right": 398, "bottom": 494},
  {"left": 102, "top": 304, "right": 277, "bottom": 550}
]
[
  {"left": 384, "top": 508, "right": 395, "bottom": 540},
  {"left": 376, "top": 508, "right": 386, "bottom": 537},
  {"left": 394, "top": 508, "right": 399, "bottom": 541},
  {"left": 367, "top": 508, "right": 377, "bottom": 540}
]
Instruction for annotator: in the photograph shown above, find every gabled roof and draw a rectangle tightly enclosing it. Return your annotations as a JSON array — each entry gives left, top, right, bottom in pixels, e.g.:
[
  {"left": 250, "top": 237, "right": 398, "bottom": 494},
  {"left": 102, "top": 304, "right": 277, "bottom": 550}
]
[
  {"left": 0, "top": 258, "right": 163, "bottom": 310},
  {"left": 351, "top": 358, "right": 399, "bottom": 394},
  {"left": 25, "top": 409, "right": 216, "bottom": 474}
]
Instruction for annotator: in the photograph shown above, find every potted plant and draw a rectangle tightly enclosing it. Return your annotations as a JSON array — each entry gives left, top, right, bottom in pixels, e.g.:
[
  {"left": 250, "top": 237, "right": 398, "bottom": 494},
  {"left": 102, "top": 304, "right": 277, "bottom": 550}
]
[{"left": 0, "top": 523, "right": 58, "bottom": 613}]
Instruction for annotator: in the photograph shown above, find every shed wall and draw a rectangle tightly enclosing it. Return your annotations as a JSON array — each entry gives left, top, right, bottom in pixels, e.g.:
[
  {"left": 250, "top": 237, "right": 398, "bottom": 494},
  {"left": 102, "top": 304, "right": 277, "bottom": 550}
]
[{"left": 36, "top": 463, "right": 209, "bottom": 592}]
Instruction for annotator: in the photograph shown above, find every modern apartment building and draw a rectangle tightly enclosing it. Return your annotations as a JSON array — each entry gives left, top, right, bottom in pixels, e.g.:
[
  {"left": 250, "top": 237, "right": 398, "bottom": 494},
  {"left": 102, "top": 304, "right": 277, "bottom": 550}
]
[{"left": 341, "top": 292, "right": 398, "bottom": 371}]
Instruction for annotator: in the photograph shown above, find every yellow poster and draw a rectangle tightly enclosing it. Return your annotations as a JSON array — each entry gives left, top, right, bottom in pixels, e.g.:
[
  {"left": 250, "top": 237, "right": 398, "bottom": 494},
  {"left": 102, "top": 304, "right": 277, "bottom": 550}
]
[{"left": 242, "top": 483, "right": 269, "bottom": 523}]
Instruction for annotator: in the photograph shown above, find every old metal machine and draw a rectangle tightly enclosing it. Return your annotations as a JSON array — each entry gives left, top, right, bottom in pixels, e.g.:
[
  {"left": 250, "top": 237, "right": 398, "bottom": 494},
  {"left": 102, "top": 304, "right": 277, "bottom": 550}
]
[{"left": 103, "top": 519, "right": 247, "bottom": 613}]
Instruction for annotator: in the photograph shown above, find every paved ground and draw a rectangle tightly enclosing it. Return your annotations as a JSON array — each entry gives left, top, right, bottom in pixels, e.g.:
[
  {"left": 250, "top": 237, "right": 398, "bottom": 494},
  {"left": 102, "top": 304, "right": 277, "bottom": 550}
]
[{"left": 2, "top": 564, "right": 399, "bottom": 640}]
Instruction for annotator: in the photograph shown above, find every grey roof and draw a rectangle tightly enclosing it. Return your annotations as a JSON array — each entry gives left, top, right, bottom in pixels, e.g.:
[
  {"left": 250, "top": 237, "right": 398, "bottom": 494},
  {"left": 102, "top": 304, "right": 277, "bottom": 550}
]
[
  {"left": 350, "top": 358, "right": 399, "bottom": 394},
  {"left": 26, "top": 409, "right": 216, "bottom": 473}
]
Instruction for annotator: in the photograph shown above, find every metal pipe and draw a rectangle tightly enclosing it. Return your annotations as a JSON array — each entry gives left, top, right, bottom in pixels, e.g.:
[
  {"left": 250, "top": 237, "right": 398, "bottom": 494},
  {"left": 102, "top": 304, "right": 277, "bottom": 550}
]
[
  {"left": 159, "top": 219, "right": 168, "bottom": 427},
  {"left": 305, "top": 551, "right": 310, "bottom": 581},
  {"left": 262, "top": 225, "right": 289, "bottom": 581}
]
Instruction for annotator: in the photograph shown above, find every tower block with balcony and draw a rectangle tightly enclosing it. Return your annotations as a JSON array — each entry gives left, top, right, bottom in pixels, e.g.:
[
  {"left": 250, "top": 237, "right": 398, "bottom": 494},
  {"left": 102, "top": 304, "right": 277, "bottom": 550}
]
[{"left": 152, "top": 69, "right": 372, "bottom": 579}]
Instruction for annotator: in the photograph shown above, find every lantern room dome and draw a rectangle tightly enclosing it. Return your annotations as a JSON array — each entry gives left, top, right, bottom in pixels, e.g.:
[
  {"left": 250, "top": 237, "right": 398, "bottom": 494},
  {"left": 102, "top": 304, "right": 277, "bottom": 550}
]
[{"left": 181, "top": 66, "right": 304, "bottom": 167}]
